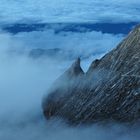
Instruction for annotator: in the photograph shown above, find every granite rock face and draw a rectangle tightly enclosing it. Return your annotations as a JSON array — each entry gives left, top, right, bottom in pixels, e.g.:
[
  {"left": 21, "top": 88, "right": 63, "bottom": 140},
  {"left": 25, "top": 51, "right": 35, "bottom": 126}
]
[{"left": 42, "top": 25, "right": 140, "bottom": 124}]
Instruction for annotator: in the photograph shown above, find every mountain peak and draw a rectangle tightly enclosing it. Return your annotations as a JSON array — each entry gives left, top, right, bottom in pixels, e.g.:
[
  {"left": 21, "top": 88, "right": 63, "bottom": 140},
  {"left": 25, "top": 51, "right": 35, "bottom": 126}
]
[
  {"left": 43, "top": 24, "right": 140, "bottom": 125},
  {"left": 65, "top": 57, "right": 84, "bottom": 77}
]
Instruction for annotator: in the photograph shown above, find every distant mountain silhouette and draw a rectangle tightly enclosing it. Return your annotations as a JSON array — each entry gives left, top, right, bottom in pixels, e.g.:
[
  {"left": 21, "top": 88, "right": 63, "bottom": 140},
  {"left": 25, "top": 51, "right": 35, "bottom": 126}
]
[{"left": 2, "top": 22, "right": 138, "bottom": 34}]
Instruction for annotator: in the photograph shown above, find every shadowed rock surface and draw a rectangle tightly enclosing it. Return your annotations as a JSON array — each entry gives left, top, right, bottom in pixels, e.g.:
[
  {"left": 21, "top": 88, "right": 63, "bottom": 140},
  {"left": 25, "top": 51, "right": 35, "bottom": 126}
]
[{"left": 42, "top": 25, "right": 140, "bottom": 124}]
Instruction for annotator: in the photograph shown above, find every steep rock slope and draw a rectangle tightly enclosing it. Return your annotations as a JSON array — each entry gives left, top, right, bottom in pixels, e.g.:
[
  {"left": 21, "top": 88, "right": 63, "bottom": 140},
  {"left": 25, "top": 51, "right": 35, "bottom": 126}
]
[{"left": 42, "top": 25, "right": 140, "bottom": 124}]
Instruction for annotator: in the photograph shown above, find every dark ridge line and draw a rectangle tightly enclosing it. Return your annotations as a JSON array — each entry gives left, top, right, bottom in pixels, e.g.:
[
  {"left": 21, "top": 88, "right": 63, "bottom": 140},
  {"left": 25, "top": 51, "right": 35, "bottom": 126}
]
[{"left": 1, "top": 22, "right": 139, "bottom": 35}]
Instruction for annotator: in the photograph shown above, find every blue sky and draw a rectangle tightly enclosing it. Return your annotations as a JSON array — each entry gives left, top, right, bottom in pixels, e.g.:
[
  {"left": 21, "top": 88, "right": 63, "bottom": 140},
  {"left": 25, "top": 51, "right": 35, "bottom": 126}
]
[{"left": 0, "top": 0, "right": 140, "bottom": 24}]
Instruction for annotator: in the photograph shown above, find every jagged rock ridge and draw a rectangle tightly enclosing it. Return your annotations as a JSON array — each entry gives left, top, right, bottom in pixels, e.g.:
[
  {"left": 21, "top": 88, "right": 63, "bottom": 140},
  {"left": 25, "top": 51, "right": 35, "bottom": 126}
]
[{"left": 42, "top": 25, "right": 140, "bottom": 124}]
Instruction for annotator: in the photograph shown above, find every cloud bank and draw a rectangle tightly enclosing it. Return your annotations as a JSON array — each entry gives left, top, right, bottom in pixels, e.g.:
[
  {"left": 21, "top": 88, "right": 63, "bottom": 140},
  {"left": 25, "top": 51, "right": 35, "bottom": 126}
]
[
  {"left": 5, "top": 28, "right": 123, "bottom": 70},
  {"left": 0, "top": 0, "right": 140, "bottom": 24}
]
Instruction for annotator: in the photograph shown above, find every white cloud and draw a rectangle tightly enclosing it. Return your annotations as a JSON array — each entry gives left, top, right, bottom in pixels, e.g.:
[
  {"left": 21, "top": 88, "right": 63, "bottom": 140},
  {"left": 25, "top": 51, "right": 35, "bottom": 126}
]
[
  {"left": 11, "top": 29, "right": 124, "bottom": 61},
  {"left": 0, "top": 0, "right": 140, "bottom": 24}
]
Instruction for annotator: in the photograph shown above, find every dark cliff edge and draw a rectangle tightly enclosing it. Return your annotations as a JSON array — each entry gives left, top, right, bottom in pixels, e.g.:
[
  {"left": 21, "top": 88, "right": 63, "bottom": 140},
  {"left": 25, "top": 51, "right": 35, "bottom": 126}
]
[{"left": 42, "top": 24, "right": 140, "bottom": 125}]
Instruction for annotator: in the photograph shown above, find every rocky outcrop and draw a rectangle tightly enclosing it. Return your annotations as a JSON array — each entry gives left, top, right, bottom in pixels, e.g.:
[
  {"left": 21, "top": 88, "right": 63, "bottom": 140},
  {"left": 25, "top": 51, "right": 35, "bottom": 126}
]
[{"left": 42, "top": 25, "right": 140, "bottom": 124}]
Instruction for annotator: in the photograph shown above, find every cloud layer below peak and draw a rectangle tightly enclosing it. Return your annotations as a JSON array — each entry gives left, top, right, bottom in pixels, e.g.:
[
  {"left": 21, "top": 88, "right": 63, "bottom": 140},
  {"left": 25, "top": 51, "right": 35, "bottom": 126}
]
[{"left": 0, "top": 0, "right": 140, "bottom": 24}]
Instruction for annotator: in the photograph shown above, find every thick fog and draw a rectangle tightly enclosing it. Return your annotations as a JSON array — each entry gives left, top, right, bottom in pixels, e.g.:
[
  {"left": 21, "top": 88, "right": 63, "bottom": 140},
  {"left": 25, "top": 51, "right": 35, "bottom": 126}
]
[{"left": 0, "top": 29, "right": 140, "bottom": 140}]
